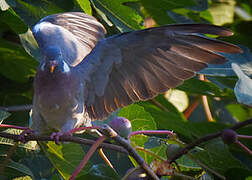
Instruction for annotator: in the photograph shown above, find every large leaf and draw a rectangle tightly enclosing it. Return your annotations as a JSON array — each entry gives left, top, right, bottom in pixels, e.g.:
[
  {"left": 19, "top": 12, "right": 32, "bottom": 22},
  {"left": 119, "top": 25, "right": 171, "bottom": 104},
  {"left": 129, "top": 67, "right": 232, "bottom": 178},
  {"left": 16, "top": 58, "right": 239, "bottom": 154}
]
[
  {"left": 0, "top": 158, "right": 34, "bottom": 179},
  {"left": 118, "top": 104, "right": 157, "bottom": 165},
  {"left": 192, "top": 139, "right": 252, "bottom": 179},
  {"left": 91, "top": 0, "right": 144, "bottom": 32},
  {"left": 40, "top": 141, "right": 91, "bottom": 179},
  {"left": 177, "top": 78, "right": 235, "bottom": 97},
  {"left": 0, "top": 38, "right": 38, "bottom": 82},
  {"left": 0, "top": 7, "right": 27, "bottom": 34}
]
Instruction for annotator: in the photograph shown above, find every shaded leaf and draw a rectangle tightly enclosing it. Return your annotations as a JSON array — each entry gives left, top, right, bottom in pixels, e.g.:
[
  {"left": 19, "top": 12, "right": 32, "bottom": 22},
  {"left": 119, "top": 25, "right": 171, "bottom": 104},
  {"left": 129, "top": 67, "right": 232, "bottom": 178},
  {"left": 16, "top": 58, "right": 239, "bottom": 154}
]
[
  {"left": 192, "top": 139, "right": 252, "bottom": 178},
  {"left": 140, "top": 0, "right": 196, "bottom": 25},
  {"left": 91, "top": 0, "right": 144, "bottom": 32},
  {"left": 0, "top": 8, "right": 27, "bottom": 34},
  {"left": 177, "top": 78, "right": 234, "bottom": 97},
  {"left": 40, "top": 142, "right": 91, "bottom": 179},
  {"left": 0, "top": 158, "right": 34, "bottom": 179},
  {"left": 0, "top": 38, "right": 38, "bottom": 82}
]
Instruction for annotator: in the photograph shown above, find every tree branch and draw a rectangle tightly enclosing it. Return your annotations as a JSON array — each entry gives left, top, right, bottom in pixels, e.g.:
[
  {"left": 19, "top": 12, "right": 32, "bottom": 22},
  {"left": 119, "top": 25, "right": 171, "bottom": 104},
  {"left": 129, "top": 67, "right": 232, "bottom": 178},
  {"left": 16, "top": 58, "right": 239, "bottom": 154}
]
[
  {"left": 169, "top": 118, "right": 252, "bottom": 163},
  {"left": 0, "top": 132, "right": 128, "bottom": 154},
  {"left": 100, "top": 124, "right": 160, "bottom": 180}
]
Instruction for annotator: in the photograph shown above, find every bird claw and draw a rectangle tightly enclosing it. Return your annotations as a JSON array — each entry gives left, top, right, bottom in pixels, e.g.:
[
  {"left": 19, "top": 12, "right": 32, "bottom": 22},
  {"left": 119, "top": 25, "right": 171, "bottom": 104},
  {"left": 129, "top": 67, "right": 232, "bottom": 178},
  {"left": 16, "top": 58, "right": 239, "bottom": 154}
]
[
  {"left": 50, "top": 131, "right": 72, "bottom": 145},
  {"left": 18, "top": 128, "right": 34, "bottom": 143}
]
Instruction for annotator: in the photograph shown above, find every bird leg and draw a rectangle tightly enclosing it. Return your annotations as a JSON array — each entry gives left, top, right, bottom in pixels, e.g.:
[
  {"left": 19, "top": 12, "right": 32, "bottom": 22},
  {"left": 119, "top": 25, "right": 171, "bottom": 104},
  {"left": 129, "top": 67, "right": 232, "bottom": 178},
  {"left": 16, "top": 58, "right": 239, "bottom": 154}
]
[{"left": 50, "top": 126, "right": 101, "bottom": 145}]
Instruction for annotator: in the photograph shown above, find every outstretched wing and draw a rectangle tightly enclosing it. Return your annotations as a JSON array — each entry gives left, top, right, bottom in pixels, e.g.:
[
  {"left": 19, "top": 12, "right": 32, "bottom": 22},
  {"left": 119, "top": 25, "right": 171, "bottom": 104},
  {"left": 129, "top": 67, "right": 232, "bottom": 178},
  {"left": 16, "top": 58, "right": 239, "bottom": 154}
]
[
  {"left": 32, "top": 12, "right": 106, "bottom": 66},
  {"left": 77, "top": 24, "right": 242, "bottom": 120}
]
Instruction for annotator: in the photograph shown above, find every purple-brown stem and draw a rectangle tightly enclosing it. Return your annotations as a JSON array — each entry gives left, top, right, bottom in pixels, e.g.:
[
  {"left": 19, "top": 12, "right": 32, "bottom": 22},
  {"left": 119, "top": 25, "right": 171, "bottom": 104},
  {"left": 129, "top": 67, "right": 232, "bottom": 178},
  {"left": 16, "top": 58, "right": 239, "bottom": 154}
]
[
  {"left": 237, "top": 135, "right": 252, "bottom": 139},
  {"left": 70, "top": 135, "right": 107, "bottom": 180},
  {"left": 0, "top": 124, "right": 29, "bottom": 130},
  {"left": 236, "top": 140, "right": 252, "bottom": 155}
]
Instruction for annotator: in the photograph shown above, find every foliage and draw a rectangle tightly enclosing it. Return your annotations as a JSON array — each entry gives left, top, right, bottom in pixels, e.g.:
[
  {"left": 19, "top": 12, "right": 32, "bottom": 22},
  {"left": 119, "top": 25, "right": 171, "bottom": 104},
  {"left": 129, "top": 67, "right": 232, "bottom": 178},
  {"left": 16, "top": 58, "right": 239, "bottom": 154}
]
[{"left": 0, "top": 0, "right": 252, "bottom": 179}]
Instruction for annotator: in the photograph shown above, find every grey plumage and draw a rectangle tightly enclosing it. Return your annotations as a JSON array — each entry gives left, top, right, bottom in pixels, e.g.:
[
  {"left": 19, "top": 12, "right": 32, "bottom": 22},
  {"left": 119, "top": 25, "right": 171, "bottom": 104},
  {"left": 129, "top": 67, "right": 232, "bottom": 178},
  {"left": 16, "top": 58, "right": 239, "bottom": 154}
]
[{"left": 31, "top": 12, "right": 242, "bottom": 134}]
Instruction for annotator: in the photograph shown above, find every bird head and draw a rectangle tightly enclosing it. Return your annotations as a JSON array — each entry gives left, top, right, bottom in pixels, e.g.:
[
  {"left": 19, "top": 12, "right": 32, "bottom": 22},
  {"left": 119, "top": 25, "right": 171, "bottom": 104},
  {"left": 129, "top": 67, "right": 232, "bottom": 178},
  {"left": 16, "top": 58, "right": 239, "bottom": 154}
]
[{"left": 40, "top": 46, "right": 70, "bottom": 74}]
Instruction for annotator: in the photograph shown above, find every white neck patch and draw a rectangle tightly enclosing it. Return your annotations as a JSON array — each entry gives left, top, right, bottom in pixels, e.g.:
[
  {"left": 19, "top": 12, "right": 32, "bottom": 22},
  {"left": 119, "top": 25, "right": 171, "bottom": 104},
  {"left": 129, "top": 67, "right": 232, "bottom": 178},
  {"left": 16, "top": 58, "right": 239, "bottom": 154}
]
[
  {"left": 40, "top": 62, "right": 45, "bottom": 71},
  {"left": 63, "top": 61, "right": 70, "bottom": 73}
]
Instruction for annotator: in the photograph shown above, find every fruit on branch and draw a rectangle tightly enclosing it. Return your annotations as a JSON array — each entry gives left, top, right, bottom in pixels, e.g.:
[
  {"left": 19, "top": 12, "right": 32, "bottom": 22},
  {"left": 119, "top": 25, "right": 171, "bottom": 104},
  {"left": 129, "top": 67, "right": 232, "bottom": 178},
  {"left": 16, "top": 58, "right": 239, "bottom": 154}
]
[
  {"left": 166, "top": 144, "right": 182, "bottom": 161},
  {"left": 221, "top": 129, "right": 238, "bottom": 144},
  {"left": 109, "top": 117, "right": 132, "bottom": 138}
]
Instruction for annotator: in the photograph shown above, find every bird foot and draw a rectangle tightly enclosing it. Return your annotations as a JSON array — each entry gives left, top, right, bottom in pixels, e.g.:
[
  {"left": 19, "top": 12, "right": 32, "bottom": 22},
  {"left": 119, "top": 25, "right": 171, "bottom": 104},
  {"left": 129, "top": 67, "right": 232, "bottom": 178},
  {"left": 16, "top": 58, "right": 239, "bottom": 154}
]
[
  {"left": 50, "top": 131, "right": 72, "bottom": 145},
  {"left": 18, "top": 128, "right": 34, "bottom": 143}
]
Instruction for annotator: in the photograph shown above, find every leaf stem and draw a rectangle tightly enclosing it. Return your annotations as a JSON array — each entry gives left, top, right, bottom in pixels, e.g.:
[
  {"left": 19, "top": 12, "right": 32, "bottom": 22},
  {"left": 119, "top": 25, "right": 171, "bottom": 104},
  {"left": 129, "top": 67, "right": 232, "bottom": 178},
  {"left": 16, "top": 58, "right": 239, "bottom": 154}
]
[{"left": 235, "top": 140, "right": 252, "bottom": 155}]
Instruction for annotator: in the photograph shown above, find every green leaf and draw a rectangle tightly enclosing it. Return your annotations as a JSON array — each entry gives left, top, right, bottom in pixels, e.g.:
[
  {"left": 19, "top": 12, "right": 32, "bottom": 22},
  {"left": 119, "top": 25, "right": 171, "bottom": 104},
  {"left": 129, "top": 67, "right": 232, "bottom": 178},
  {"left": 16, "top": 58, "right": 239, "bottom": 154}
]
[
  {"left": 0, "top": 8, "right": 27, "bottom": 34},
  {"left": 226, "top": 104, "right": 250, "bottom": 122},
  {"left": 40, "top": 142, "right": 91, "bottom": 179},
  {"left": 192, "top": 139, "right": 252, "bottom": 177},
  {"left": 177, "top": 78, "right": 235, "bottom": 97},
  {"left": 0, "top": 158, "right": 34, "bottom": 179},
  {"left": 76, "top": 0, "right": 92, "bottom": 15},
  {"left": 118, "top": 104, "right": 156, "bottom": 132},
  {"left": 91, "top": 0, "right": 144, "bottom": 31},
  {"left": 118, "top": 104, "right": 157, "bottom": 165},
  {"left": 140, "top": 0, "right": 196, "bottom": 25},
  {"left": 0, "top": 38, "right": 38, "bottom": 82}
]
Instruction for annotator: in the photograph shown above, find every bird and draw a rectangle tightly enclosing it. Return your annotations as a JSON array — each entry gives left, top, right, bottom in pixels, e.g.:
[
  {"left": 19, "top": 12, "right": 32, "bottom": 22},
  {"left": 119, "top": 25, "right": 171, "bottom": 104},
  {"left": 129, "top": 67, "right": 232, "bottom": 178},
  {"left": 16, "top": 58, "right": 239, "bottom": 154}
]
[{"left": 30, "top": 12, "right": 242, "bottom": 135}]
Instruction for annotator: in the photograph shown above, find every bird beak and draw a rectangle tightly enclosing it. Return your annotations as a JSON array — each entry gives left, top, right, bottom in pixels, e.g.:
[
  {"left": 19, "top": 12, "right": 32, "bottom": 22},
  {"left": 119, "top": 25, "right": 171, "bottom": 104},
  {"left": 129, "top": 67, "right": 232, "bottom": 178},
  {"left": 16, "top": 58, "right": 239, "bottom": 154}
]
[{"left": 50, "top": 63, "right": 56, "bottom": 73}]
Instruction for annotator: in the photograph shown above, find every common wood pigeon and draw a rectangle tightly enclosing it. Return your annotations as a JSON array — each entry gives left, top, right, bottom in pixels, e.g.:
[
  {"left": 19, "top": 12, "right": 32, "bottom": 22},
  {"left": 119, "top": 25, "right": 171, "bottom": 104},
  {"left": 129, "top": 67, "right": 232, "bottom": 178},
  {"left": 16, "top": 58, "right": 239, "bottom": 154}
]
[{"left": 30, "top": 12, "right": 242, "bottom": 135}]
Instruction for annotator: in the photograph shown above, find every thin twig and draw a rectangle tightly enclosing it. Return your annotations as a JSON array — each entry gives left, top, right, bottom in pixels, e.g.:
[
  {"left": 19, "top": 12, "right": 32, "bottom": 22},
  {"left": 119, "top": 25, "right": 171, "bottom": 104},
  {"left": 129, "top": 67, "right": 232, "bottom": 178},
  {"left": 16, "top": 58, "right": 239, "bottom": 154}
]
[
  {"left": 98, "top": 148, "right": 114, "bottom": 169},
  {"left": 169, "top": 118, "right": 252, "bottom": 163},
  {"left": 70, "top": 135, "right": 107, "bottom": 180},
  {"left": 199, "top": 74, "right": 214, "bottom": 122},
  {"left": 184, "top": 96, "right": 201, "bottom": 119},
  {"left": 236, "top": 140, "right": 252, "bottom": 155},
  {"left": 100, "top": 124, "right": 160, "bottom": 180},
  {"left": 237, "top": 135, "right": 252, "bottom": 139},
  {"left": 0, "top": 105, "right": 32, "bottom": 112}
]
